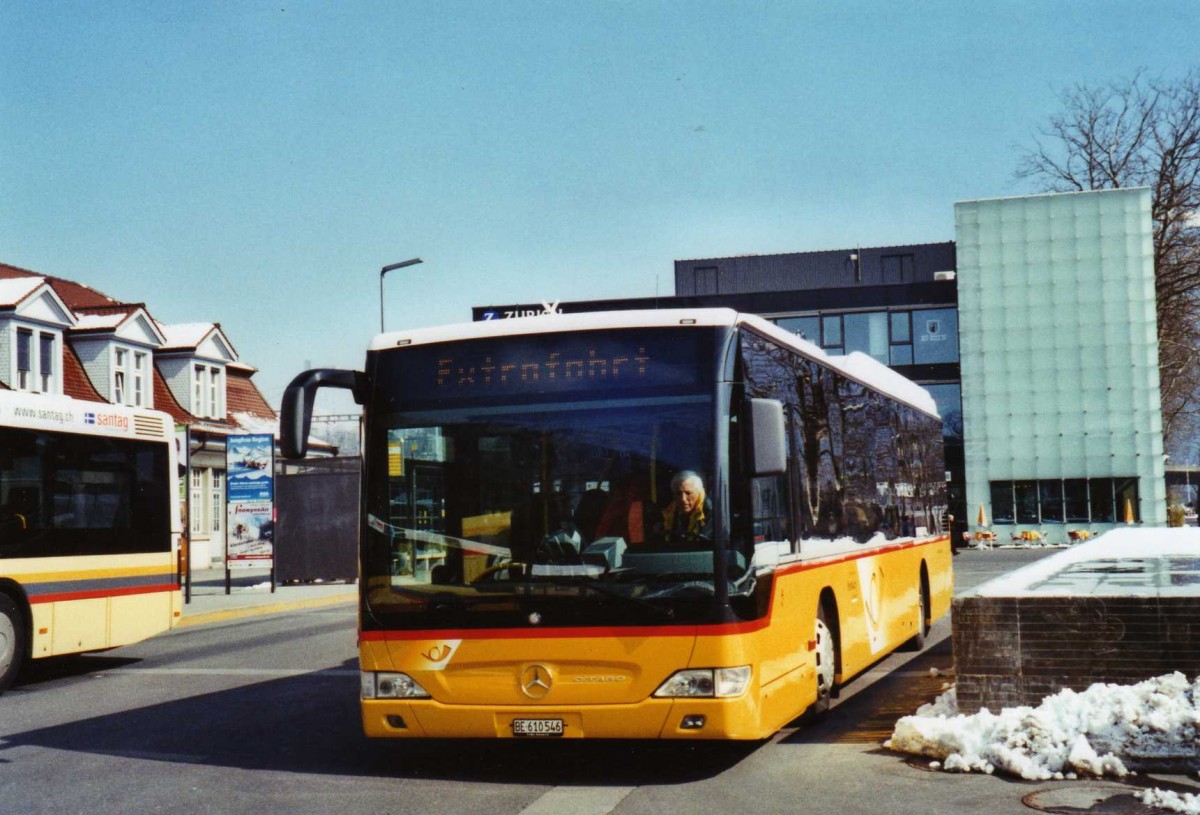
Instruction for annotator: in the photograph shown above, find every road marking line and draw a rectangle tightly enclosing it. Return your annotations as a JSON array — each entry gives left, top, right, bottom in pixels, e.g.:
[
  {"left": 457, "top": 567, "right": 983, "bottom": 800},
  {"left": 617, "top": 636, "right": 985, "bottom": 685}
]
[
  {"left": 519, "top": 787, "right": 635, "bottom": 815},
  {"left": 94, "top": 749, "right": 208, "bottom": 764}
]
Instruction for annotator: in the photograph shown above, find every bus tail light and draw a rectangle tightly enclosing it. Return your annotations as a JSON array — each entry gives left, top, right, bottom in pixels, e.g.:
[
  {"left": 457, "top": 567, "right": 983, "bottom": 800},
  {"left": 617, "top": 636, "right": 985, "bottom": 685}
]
[
  {"left": 653, "top": 667, "right": 751, "bottom": 698},
  {"left": 361, "top": 671, "right": 431, "bottom": 699}
]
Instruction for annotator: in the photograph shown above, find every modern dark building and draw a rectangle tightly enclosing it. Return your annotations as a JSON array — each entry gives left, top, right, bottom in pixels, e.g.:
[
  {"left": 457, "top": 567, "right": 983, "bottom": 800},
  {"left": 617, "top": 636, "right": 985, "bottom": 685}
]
[{"left": 473, "top": 241, "right": 966, "bottom": 538}]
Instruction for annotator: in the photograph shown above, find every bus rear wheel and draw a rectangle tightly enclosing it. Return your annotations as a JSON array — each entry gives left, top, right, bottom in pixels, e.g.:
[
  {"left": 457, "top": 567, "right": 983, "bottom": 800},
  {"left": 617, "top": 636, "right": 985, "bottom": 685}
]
[
  {"left": 0, "top": 594, "right": 25, "bottom": 693},
  {"left": 903, "top": 575, "right": 931, "bottom": 651}
]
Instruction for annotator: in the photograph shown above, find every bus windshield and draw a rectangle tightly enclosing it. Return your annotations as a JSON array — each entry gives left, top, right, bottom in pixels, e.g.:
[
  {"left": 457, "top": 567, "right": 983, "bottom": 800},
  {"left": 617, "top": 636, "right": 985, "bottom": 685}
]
[{"left": 362, "top": 327, "right": 733, "bottom": 628}]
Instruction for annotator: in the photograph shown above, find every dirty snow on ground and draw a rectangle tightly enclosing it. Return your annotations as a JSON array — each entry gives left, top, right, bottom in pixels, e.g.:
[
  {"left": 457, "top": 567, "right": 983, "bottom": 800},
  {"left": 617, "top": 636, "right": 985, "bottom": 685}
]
[{"left": 887, "top": 672, "right": 1200, "bottom": 807}]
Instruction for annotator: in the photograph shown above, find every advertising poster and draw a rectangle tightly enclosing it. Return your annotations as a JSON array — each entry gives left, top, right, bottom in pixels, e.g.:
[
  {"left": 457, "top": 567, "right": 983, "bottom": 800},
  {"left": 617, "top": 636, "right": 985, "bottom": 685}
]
[
  {"left": 226, "top": 434, "right": 274, "bottom": 569},
  {"left": 227, "top": 501, "right": 274, "bottom": 568},
  {"left": 227, "top": 434, "right": 274, "bottom": 501}
]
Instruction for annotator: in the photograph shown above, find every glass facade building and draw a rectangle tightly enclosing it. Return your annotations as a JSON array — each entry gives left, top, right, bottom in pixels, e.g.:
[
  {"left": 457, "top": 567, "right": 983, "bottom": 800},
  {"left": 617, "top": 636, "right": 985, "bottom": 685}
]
[{"left": 956, "top": 188, "right": 1165, "bottom": 534}]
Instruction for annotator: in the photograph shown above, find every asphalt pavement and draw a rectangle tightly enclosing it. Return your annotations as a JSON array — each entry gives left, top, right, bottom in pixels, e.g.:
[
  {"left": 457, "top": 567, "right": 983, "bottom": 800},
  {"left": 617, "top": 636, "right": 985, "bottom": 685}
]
[{"left": 178, "top": 566, "right": 357, "bottom": 627}]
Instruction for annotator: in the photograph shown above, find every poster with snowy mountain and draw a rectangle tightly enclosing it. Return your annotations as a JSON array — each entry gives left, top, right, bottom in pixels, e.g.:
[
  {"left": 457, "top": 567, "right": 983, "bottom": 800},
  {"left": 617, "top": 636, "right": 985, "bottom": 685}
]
[{"left": 227, "top": 434, "right": 274, "bottom": 501}]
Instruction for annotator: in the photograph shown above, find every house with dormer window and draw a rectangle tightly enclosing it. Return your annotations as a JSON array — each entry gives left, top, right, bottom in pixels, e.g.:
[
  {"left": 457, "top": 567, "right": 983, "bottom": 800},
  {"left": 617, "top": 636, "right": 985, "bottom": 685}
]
[
  {"left": 0, "top": 276, "right": 75, "bottom": 395},
  {"left": 0, "top": 261, "right": 300, "bottom": 569},
  {"left": 70, "top": 305, "right": 166, "bottom": 408}
]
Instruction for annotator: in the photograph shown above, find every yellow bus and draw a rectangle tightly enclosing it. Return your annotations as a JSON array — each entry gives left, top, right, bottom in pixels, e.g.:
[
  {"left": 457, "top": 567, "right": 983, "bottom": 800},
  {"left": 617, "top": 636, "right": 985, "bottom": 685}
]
[
  {"left": 282, "top": 308, "right": 953, "bottom": 739},
  {"left": 0, "top": 391, "right": 182, "bottom": 692}
]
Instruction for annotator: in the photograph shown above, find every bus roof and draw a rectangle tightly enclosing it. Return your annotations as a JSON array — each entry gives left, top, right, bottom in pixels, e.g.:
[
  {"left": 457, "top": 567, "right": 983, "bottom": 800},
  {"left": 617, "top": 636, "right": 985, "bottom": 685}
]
[{"left": 371, "top": 308, "right": 938, "bottom": 418}]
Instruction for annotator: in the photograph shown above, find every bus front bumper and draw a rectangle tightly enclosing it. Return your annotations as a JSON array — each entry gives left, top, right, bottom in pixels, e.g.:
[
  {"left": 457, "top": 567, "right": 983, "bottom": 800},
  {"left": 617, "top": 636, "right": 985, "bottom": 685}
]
[{"left": 362, "top": 696, "right": 766, "bottom": 740}]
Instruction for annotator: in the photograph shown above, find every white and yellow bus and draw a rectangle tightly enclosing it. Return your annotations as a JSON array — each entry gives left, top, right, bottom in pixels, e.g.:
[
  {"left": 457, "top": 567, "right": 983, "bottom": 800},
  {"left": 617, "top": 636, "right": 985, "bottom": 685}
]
[
  {"left": 282, "top": 308, "right": 952, "bottom": 740},
  {"left": 0, "top": 391, "right": 182, "bottom": 692}
]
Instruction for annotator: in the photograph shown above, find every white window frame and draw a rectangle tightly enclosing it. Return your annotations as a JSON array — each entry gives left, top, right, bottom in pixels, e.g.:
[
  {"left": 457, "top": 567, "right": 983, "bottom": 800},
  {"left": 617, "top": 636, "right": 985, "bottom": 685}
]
[
  {"left": 210, "top": 470, "right": 224, "bottom": 537},
  {"left": 133, "top": 351, "right": 147, "bottom": 407},
  {"left": 191, "top": 363, "right": 226, "bottom": 419},
  {"left": 113, "top": 345, "right": 150, "bottom": 407},
  {"left": 114, "top": 347, "right": 127, "bottom": 404},
  {"left": 193, "top": 364, "right": 206, "bottom": 416},
  {"left": 13, "top": 325, "right": 59, "bottom": 394},
  {"left": 190, "top": 467, "right": 205, "bottom": 537},
  {"left": 16, "top": 328, "right": 32, "bottom": 391},
  {"left": 209, "top": 365, "right": 223, "bottom": 419}
]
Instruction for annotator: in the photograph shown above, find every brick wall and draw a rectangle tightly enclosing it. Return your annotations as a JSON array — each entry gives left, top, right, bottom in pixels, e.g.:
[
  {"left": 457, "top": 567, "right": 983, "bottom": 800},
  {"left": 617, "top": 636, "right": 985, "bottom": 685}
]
[{"left": 953, "top": 594, "right": 1200, "bottom": 713}]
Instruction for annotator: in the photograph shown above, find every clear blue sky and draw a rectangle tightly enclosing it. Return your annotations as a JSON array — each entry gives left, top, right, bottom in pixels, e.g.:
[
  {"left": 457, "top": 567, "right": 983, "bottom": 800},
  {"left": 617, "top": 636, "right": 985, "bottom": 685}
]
[{"left": 2, "top": 1, "right": 1194, "bottom": 408}]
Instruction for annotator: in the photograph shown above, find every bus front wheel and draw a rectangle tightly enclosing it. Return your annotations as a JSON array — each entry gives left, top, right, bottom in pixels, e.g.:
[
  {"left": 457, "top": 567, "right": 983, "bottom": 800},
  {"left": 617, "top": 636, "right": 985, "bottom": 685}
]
[
  {"left": 809, "top": 604, "right": 837, "bottom": 717},
  {"left": 0, "top": 593, "right": 26, "bottom": 694}
]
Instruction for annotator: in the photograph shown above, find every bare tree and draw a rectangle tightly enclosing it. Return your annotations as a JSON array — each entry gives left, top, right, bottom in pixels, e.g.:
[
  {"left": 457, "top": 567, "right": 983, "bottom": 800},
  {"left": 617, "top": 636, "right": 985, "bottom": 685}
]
[{"left": 1016, "top": 70, "right": 1200, "bottom": 452}]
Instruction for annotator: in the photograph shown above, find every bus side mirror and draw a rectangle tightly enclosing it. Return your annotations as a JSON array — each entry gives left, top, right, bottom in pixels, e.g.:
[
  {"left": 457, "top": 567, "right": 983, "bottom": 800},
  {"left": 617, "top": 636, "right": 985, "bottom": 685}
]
[
  {"left": 747, "top": 398, "right": 787, "bottom": 477},
  {"left": 280, "top": 368, "right": 365, "bottom": 459}
]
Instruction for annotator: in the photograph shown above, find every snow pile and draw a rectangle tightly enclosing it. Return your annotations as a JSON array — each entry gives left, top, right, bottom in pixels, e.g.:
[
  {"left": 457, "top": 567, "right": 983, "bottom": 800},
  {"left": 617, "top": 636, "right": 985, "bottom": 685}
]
[
  {"left": 1137, "top": 788, "right": 1200, "bottom": 815},
  {"left": 887, "top": 672, "right": 1200, "bottom": 780}
]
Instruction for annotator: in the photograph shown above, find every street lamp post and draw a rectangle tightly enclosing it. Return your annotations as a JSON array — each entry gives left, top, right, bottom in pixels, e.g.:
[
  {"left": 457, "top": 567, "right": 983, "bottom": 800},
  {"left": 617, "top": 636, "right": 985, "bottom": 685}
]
[{"left": 379, "top": 257, "right": 424, "bottom": 333}]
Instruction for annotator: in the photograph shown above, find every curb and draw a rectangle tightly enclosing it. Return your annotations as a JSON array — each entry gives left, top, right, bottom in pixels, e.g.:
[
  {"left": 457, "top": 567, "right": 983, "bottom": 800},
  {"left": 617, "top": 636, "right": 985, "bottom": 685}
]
[{"left": 177, "top": 592, "right": 357, "bottom": 628}]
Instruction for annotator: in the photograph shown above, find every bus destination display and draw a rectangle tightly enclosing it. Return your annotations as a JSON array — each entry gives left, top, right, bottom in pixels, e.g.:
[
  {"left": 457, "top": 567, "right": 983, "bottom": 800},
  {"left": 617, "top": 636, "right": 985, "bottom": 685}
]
[{"left": 379, "top": 328, "right": 713, "bottom": 405}]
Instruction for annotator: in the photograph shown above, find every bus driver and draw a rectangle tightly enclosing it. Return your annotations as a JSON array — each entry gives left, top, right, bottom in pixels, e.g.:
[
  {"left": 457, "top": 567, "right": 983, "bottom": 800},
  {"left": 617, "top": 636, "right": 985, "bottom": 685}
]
[{"left": 661, "top": 470, "right": 713, "bottom": 542}]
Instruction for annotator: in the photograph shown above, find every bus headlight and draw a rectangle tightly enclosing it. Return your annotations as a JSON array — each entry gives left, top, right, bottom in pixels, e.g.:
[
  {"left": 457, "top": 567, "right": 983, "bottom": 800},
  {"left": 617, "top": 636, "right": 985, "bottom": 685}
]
[
  {"left": 653, "top": 666, "right": 751, "bottom": 698},
  {"left": 361, "top": 671, "right": 431, "bottom": 699}
]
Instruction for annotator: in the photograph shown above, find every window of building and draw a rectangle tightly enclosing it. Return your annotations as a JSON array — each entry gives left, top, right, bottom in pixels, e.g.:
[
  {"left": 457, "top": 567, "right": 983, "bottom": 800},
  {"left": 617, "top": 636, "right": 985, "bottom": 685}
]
[
  {"left": 1115, "top": 477, "right": 1140, "bottom": 523},
  {"left": 1064, "top": 479, "right": 1089, "bottom": 522},
  {"left": 775, "top": 315, "right": 820, "bottom": 344},
  {"left": 843, "top": 312, "right": 888, "bottom": 363},
  {"left": 190, "top": 467, "right": 204, "bottom": 536},
  {"left": 990, "top": 480, "right": 1015, "bottom": 523},
  {"left": 821, "top": 315, "right": 843, "bottom": 350},
  {"left": 191, "top": 364, "right": 225, "bottom": 419},
  {"left": 133, "top": 351, "right": 147, "bottom": 406},
  {"left": 1090, "top": 479, "right": 1116, "bottom": 522},
  {"left": 38, "top": 333, "right": 53, "bottom": 392},
  {"left": 1039, "top": 480, "right": 1065, "bottom": 523},
  {"left": 211, "top": 470, "right": 224, "bottom": 537},
  {"left": 1014, "top": 480, "right": 1039, "bottom": 524},
  {"left": 887, "top": 312, "right": 913, "bottom": 364},
  {"left": 989, "top": 478, "right": 1139, "bottom": 524},
  {"left": 912, "top": 308, "right": 959, "bottom": 364},
  {"left": 14, "top": 327, "right": 57, "bottom": 393},
  {"left": 114, "top": 348, "right": 128, "bottom": 404},
  {"left": 16, "top": 328, "right": 32, "bottom": 390},
  {"left": 194, "top": 364, "right": 204, "bottom": 413},
  {"left": 881, "top": 254, "right": 914, "bottom": 282}
]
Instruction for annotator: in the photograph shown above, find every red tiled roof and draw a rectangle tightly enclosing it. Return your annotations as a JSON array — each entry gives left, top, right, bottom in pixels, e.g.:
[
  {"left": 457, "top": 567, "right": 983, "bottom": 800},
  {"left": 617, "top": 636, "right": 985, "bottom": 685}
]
[
  {"left": 227, "top": 368, "right": 276, "bottom": 421},
  {"left": 0, "top": 262, "right": 119, "bottom": 309},
  {"left": 152, "top": 367, "right": 194, "bottom": 424}
]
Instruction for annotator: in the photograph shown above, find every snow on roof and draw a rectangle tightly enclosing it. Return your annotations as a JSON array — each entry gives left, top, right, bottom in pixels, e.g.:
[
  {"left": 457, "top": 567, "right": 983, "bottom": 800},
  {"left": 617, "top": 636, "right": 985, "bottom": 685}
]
[
  {"left": 159, "top": 322, "right": 215, "bottom": 348},
  {"left": 0, "top": 276, "right": 45, "bottom": 306},
  {"left": 971, "top": 528, "right": 1200, "bottom": 597},
  {"left": 74, "top": 313, "right": 126, "bottom": 331},
  {"left": 231, "top": 411, "right": 278, "bottom": 436},
  {"left": 371, "top": 308, "right": 939, "bottom": 419}
]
